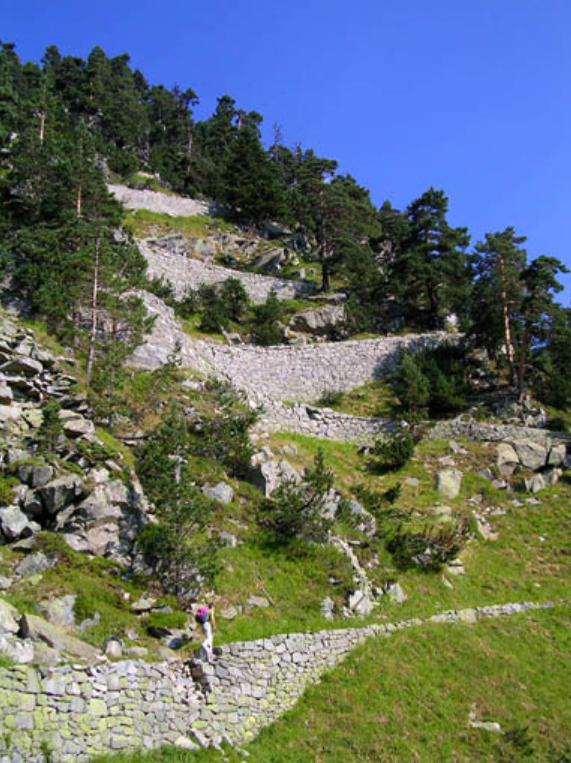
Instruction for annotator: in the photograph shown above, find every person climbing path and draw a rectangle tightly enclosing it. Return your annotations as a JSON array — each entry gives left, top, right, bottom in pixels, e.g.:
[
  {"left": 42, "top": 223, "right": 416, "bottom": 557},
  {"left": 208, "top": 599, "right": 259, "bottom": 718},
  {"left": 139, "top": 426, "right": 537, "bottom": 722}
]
[{"left": 195, "top": 601, "right": 216, "bottom": 662}]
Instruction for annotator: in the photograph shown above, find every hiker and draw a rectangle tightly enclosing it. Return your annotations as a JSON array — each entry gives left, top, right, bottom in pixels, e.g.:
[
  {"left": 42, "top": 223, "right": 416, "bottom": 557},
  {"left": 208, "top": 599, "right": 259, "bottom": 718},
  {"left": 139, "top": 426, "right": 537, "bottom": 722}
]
[{"left": 195, "top": 602, "right": 216, "bottom": 662}]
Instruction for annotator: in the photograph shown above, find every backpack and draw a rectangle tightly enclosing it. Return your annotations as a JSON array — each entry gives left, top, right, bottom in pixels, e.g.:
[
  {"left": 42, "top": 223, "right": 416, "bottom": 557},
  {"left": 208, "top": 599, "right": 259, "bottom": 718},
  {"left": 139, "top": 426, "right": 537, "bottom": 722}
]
[{"left": 195, "top": 606, "right": 209, "bottom": 624}]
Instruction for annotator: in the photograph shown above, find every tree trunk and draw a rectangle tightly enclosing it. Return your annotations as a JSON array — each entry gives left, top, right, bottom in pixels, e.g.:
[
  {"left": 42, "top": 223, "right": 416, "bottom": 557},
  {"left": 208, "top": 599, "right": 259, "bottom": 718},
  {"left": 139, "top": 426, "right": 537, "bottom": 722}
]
[
  {"left": 516, "top": 325, "right": 529, "bottom": 402},
  {"left": 39, "top": 110, "right": 46, "bottom": 144},
  {"left": 321, "top": 259, "right": 331, "bottom": 292},
  {"left": 76, "top": 186, "right": 82, "bottom": 218},
  {"left": 499, "top": 257, "right": 516, "bottom": 382},
  {"left": 86, "top": 239, "right": 100, "bottom": 384}
]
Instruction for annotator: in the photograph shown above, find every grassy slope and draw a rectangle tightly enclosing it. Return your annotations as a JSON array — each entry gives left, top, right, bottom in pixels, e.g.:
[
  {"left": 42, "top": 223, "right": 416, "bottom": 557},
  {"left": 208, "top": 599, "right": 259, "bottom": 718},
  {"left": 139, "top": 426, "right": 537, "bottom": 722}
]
[{"left": 94, "top": 607, "right": 571, "bottom": 763}]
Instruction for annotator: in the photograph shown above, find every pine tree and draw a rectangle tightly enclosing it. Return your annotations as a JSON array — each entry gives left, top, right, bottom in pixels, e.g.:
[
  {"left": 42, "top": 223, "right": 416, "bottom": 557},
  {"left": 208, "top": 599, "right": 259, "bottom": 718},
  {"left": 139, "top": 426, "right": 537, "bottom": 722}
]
[
  {"left": 470, "top": 228, "right": 528, "bottom": 376},
  {"left": 389, "top": 188, "right": 471, "bottom": 329}
]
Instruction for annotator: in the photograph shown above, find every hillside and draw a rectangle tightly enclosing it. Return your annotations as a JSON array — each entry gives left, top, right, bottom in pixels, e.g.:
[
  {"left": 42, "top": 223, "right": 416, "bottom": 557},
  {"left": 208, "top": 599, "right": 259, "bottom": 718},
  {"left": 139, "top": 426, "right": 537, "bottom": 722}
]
[{"left": 1, "top": 39, "right": 571, "bottom": 763}]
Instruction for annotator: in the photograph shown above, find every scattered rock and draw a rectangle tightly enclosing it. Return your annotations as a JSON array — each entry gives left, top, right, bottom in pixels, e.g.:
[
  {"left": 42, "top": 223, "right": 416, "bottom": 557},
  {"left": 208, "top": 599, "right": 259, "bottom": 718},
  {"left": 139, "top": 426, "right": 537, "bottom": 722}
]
[
  {"left": 202, "top": 482, "right": 234, "bottom": 504},
  {"left": 446, "top": 559, "right": 466, "bottom": 576},
  {"left": 524, "top": 473, "right": 546, "bottom": 494},
  {"left": 247, "top": 595, "right": 270, "bottom": 609},
  {"left": 104, "top": 637, "right": 123, "bottom": 659},
  {"left": 404, "top": 477, "right": 420, "bottom": 488},
  {"left": 321, "top": 597, "right": 335, "bottom": 621},
  {"left": 37, "top": 595, "right": 77, "bottom": 628},
  {"left": 384, "top": 582, "right": 407, "bottom": 604},
  {"left": 125, "top": 646, "right": 148, "bottom": 657},
  {"left": 548, "top": 443, "right": 567, "bottom": 467},
  {"left": 0, "top": 634, "right": 34, "bottom": 664},
  {"left": 345, "top": 499, "right": 376, "bottom": 538},
  {"left": 0, "top": 574, "right": 13, "bottom": 591},
  {"left": 348, "top": 589, "right": 375, "bottom": 616},
  {"left": 130, "top": 596, "right": 157, "bottom": 614},
  {"left": 175, "top": 736, "right": 200, "bottom": 751},
  {"left": 0, "top": 598, "right": 20, "bottom": 634},
  {"left": 13, "top": 543, "right": 48, "bottom": 574},
  {"left": 435, "top": 468, "right": 462, "bottom": 499},
  {"left": 219, "top": 605, "right": 239, "bottom": 620},
  {"left": 218, "top": 531, "right": 238, "bottom": 548}
]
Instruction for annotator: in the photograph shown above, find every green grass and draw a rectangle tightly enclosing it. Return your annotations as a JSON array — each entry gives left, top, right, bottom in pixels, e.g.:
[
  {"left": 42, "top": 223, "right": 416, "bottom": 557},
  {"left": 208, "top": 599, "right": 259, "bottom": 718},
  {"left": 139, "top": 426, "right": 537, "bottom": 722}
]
[
  {"left": 314, "top": 380, "right": 398, "bottom": 418},
  {"left": 94, "top": 428, "right": 136, "bottom": 470},
  {"left": 261, "top": 433, "right": 571, "bottom": 622},
  {"left": 123, "top": 209, "right": 234, "bottom": 240},
  {"left": 181, "top": 316, "right": 228, "bottom": 344},
  {"left": 93, "top": 607, "right": 571, "bottom": 763},
  {"left": 214, "top": 539, "right": 354, "bottom": 643},
  {"left": 127, "top": 173, "right": 178, "bottom": 195}
]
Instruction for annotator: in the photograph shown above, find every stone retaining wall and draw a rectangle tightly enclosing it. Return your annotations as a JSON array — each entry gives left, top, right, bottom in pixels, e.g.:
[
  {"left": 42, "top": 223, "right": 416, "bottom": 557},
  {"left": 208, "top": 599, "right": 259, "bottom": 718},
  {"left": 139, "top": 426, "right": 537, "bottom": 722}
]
[
  {"left": 429, "top": 419, "right": 571, "bottom": 445},
  {"left": 257, "top": 399, "right": 398, "bottom": 443},
  {"left": 108, "top": 184, "right": 219, "bottom": 218},
  {"left": 142, "top": 244, "right": 317, "bottom": 303},
  {"left": 132, "top": 293, "right": 455, "bottom": 402},
  {"left": 0, "top": 600, "right": 560, "bottom": 762}
]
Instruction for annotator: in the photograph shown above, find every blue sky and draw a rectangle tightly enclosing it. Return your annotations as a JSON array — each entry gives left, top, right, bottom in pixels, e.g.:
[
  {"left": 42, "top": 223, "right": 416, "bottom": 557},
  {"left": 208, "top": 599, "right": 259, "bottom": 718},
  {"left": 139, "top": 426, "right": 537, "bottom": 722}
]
[{"left": 4, "top": 0, "right": 571, "bottom": 301}]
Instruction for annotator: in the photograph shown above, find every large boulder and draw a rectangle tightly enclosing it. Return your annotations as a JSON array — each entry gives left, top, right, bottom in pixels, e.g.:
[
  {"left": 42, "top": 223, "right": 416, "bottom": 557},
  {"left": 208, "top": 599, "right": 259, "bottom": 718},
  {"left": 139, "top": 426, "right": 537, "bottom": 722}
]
[
  {"left": 16, "top": 462, "right": 54, "bottom": 489},
  {"left": 248, "top": 459, "right": 301, "bottom": 497},
  {"left": 435, "top": 468, "right": 462, "bottom": 499},
  {"left": 513, "top": 440, "right": 548, "bottom": 471},
  {"left": 39, "top": 475, "right": 84, "bottom": 514},
  {"left": 548, "top": 443, "right": 567, "bottom": 467},
  {"left": 496, "top": 443, "right": 519, "bottom": 474},
  {"left": 202, "top": 482, "right": 234, "bottom": 504},
  {"left": 1, "top": 356, "right": 43, "bottom": 376},
  {"left": 20, "top": 614, "right": 99, "bottom": 661},
  {"left": 0, "top": 505, "right": 35, "bottom": 541},
  {"left": 289, "top": 304, "right": 346, "bottom": 336}
]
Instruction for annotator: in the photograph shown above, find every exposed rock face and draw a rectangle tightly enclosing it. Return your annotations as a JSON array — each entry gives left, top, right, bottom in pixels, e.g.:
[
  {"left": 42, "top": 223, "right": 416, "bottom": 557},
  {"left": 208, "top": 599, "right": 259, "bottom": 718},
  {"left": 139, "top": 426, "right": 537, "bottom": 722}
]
[{"left": 0, "top": 312, "right": 151, "bottom": 561}]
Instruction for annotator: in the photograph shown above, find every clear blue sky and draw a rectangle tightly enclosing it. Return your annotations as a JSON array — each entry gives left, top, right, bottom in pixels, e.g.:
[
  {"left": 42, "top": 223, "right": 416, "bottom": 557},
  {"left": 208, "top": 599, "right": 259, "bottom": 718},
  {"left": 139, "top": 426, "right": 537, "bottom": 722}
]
[{"left": 4, "top": 0, "right": 571, "bottom": 301}]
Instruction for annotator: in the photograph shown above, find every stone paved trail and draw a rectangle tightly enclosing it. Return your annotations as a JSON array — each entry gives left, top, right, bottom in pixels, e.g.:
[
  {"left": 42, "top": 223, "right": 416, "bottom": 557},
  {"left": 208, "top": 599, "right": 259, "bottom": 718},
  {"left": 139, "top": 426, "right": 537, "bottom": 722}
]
[{"left": 0, "top": 599, "right": 566, "bottom": 762}]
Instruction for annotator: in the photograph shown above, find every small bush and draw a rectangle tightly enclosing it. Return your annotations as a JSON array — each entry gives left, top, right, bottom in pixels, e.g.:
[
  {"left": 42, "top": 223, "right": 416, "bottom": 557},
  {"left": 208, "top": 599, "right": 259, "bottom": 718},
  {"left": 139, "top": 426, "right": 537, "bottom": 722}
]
[
  {"left": 190, "top": 380, "right": 259, "bottom": 478},
  {"left": 250, "top": 290, "right": 286, "bottom": 346},
  {"left": 387, "top": 515, "right": 472, "bottom": 571},
  {"left": 392, "top": 344, "right": 474, "bottom": 417},
  {"left": 37, "top": 400, "right": 63, "bottom": 454},
  {"left": 257, "top": 449, "right": 335, "bottom": 545},
  {"left": 317, "top": 390, "right": 344, "bottom": 407},
  {"left": 0, "top": 476, "right": 19, "bottom": 506},
  {"left": 372, "top": 429, "right": 416, "bottom": 470}
]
